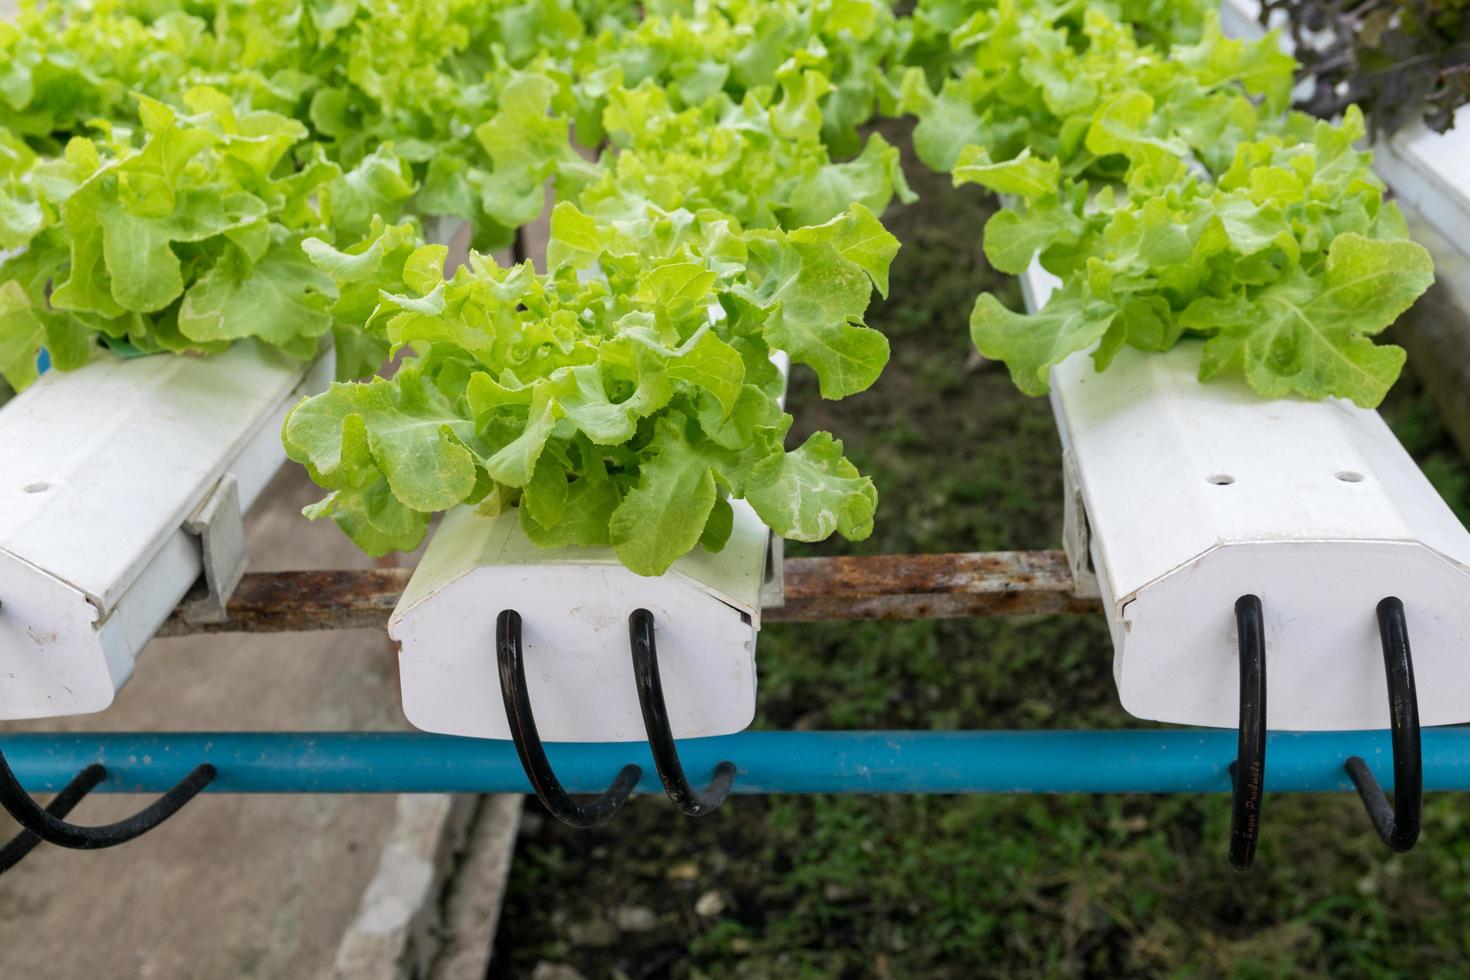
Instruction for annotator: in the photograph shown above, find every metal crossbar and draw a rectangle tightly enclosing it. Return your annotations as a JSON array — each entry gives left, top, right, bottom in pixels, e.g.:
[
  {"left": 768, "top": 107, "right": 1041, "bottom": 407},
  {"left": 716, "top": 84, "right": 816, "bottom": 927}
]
[{"left": 157, "top": 551, "right": 1100, "bottom": 636}]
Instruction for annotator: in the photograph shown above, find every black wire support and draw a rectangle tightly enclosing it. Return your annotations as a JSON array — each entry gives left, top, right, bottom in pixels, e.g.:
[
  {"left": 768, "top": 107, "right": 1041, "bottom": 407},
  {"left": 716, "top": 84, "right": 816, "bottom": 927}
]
[
  {"left": 496, "top": 609, "right": 641, "bottom": 828},
  {"left": 1227, "top": 594, "right": 1268, "bottom": 870},
  {"left": 1345, "top": 597, "right": 1422, "bottom": 853},
  {"left": 0, "top": 753, "right": 214, "bottom": 856},
  {"left": 629, "top": 609, "right": 736, "bottom": 816},
  {"left": 0, "top": 764, "right": 106, "bottom": 873}
]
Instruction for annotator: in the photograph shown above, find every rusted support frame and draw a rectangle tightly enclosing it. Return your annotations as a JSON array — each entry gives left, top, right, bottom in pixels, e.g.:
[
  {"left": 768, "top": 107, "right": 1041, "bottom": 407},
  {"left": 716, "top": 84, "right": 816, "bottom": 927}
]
[
  {"left": 774, "top": 550, "right": 1099, "bottom": 622},
  {"left": 157, "top": 551, "right": 1100, "bottom": 637},
  {"left": 157, "top": 568, "right": 412, "bottom": 636}
]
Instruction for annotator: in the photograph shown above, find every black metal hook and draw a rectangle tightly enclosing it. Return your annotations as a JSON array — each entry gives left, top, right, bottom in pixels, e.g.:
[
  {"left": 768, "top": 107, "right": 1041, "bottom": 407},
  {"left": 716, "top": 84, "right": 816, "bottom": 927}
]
[
  {"left": 1227, "top": 594, "right": 1267, "bottom": 871},
  {"left": 0, "top": 751, "right": 214, "bottom": 858},
  {"left": 1345, "top": 597, "right": 1422, "bottom": 853},
  {"left": 496, "top": 610, "right": 642, "bottom": 828},
  {"left": 0, "top": 764, "right": 106, "bottom": 873},
  {"left": 0, "top": 600, "right": 215, "bottom": 869},
  {"left": 0, "top": 758, "right": 216, "bottom": 852},
  {"left": 628, "top": 609, "right": 736, "bottom": 816}
]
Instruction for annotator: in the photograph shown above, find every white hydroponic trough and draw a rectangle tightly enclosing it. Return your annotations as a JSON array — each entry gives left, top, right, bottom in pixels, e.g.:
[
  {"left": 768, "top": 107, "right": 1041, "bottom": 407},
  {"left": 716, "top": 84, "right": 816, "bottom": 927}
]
[
  {"left": 1027, "top": 262, "right": 1470, "bottom": 730},
  {"left": 389, "top": 500, "right": 774, "bottom": 742},
  {"left": 0, "top": 341, "right": 332, "bottom": 720},
  {"left": 0, "top": 220, "right": 480, "bottom": 721},
  {"left": 390, "top": 340, "right": 785, "bottom": 743}
]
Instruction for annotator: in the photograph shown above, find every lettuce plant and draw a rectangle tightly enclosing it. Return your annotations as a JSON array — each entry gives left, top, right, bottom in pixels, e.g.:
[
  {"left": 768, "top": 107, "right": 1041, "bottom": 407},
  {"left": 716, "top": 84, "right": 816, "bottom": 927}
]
[
  {"left": 284, "top": 201, "right": 893, "bottom": 574},
  {"left": 898, "top": 0, "right": 1435, "bottom": 407},
  {"left": 0, "top": 0, "right": 1448, "bottom": 576},
  {"left": 0, "top": 88, "right": 419, "bottom": 389}
]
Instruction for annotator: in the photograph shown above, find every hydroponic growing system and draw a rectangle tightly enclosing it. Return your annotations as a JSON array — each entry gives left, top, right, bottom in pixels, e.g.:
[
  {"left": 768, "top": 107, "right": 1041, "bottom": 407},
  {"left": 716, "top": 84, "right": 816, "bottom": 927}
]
[{"left": 2, "top": 0, "right": 1470, "bottom": 880}]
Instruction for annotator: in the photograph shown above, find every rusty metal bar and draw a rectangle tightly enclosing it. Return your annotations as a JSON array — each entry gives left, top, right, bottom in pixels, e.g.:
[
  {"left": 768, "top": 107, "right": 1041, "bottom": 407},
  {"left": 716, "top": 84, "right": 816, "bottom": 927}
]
[
  {"left": 157, "top": 568, "right": 412, "bottom": 637},
  {"left": 775, "top": 550, "right": 1098, "bottom": 622},
  {"left": 157, "top": 551, "right": 1099, "bottom": 637}
]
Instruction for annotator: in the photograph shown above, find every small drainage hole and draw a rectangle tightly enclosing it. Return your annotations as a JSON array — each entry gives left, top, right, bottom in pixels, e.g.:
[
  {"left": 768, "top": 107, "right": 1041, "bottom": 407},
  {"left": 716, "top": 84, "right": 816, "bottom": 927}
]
[
  {"left": 1207, "top": 474, "right": 1235, "bottom": 486},
  {"left": 1336, "top": 471, "right": 1365, "bottom": 483},
  {"left": 22, "top": 482, "right": 50, "bottom": 494}
]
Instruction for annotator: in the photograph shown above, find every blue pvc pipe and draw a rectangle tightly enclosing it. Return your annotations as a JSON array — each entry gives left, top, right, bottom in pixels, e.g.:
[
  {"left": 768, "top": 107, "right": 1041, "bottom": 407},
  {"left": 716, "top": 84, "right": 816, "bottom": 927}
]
[{"left": 3, "top": 730, "right": 1470, "bottom": 795}]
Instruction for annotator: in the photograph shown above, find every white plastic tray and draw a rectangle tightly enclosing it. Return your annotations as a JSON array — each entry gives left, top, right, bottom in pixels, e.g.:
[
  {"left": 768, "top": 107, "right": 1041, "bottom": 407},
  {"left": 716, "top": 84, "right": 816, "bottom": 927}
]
[
  {"left": 389, "top": 500, "right": 771, "bottom": 742},
  {"left": 1027, "top": 262, "right": 1470, "bottom": 730},
  {"left": 0, "top": 342, "right": 332, "bottom": 719}
]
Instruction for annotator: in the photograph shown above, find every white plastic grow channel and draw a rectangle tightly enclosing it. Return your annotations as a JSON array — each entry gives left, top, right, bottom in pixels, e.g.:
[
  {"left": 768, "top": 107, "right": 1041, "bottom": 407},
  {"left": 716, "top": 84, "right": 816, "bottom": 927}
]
[
  {"left": 390, "top": 501, "right": 771, "bottom": 742},
  {"left": 1219, "top": 0, "right": 1470, "bottom": 265},
  {"left": 0, "top": 220, "right": 474, "bottom": 722},
  {"left": 391, "top": 348, "right": 787, "bottom": 743},
  {"left": 1027, "top": 261, "right": 1470, "bottom": 730},
  {"left": 0, "top": 342, "right": 333, "bottom": 720}
]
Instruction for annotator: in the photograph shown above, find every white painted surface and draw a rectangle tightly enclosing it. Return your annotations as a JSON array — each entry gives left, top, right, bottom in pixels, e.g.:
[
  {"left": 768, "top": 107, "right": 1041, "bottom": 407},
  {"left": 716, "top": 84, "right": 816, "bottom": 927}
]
[
  {"left": 0, "top": 342, "right": 332, "bottom": 718},
  {"left": 1027, "top": 261, "right": 1470, "bottom": 729},
  {"left": 390, "top": 500, "right": 767, "bottom": 742},
  {"left": 1217, "top": 0, "right": 1288, "bottom": 47}
]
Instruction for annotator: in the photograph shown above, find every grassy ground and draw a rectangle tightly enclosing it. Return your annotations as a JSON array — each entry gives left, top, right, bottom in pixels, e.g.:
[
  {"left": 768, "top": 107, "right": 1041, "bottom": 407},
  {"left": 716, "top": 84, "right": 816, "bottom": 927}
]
[{"left": 489, "top": 140, "right": 1470, "bottom": 979}]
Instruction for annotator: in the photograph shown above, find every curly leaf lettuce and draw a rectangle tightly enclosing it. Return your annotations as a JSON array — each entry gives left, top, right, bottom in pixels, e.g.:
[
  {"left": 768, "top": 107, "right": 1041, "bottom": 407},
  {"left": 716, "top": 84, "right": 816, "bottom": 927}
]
[
  {"left": 903, "top": 0, "right": 1433, "bottom": 407},
  {"left": 284, "top": 203, "right": 894, "bottom": 575}
]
